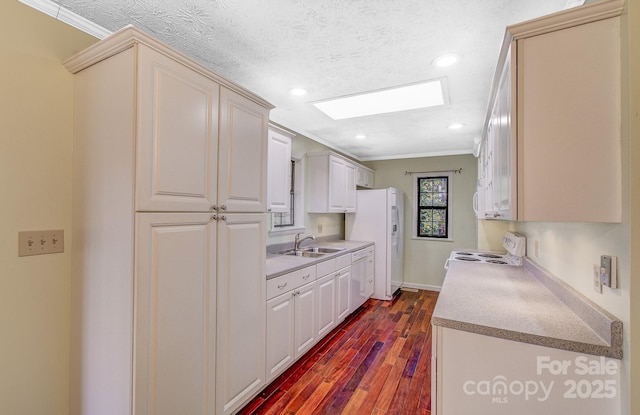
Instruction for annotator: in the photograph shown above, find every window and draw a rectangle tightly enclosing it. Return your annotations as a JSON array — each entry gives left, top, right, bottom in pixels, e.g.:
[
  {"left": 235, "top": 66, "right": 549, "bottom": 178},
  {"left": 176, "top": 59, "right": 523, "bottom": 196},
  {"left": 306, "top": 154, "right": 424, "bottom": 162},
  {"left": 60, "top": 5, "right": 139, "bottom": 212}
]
[
  {"left": 273, "top": 160, "right": 295, "bottom": 228},
  {"left": 413, "top": 172, "right": 453, "bottom": 240},
  {"left": 270, "top": 158, "right": 305, "bottom": 235}
]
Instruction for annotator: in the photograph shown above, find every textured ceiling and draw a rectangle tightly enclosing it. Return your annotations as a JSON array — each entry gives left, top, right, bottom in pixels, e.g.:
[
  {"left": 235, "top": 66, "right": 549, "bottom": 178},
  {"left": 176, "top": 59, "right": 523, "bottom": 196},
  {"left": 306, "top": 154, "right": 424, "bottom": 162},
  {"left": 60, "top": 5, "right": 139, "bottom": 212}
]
[{"left": 57, "top": 0, "right": 571, "bottom": 160}]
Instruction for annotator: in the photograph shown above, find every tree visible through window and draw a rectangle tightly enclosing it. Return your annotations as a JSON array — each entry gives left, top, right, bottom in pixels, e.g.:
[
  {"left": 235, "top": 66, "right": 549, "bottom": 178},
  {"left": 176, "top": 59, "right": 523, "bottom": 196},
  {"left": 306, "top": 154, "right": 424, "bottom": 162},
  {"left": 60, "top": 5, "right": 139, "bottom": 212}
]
[{"left": 417, "top": 175, "right": 449, "bottom": 238}]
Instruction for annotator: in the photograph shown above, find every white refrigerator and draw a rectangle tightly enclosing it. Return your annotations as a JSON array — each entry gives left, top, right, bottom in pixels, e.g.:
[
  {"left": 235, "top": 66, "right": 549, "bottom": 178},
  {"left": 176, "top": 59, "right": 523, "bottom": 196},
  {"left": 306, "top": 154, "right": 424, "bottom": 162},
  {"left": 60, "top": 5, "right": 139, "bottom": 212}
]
[{"left": 345, "top": 187, "right": 404, "bottom": 300}]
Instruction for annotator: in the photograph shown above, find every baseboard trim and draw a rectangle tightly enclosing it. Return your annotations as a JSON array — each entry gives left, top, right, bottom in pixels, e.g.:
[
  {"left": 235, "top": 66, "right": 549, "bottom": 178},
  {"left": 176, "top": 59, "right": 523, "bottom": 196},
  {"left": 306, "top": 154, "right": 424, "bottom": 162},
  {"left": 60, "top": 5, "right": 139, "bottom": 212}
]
[{"left": 402, "top": 282, "right": 442, "bottom": 292}]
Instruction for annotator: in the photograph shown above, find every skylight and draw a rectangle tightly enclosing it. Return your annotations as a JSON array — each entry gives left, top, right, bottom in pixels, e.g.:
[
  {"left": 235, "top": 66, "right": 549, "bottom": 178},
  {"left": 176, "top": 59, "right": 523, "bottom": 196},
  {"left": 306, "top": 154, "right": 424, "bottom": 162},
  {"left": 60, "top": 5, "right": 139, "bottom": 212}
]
[{"left": 313, "top": 79, "right": 448, "bottom": 120}]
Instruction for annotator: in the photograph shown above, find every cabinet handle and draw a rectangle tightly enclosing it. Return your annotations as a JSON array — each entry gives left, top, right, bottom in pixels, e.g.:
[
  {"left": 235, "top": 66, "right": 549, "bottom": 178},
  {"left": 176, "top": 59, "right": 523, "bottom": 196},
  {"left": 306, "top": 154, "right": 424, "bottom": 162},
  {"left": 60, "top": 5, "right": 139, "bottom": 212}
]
[
  {"left": 302, "top": 274, "right": 310, "bottom": 280},
  {"left": 220, "top": 215, "right": 227, "bottom": 221},
  {"left": 220, "top": 205, "right": 227, "bottom": 211},
  {"left": 211, "top": 214, "right": 218, "bottom": 221},
  {"left": 493, "top": 212, "right": 501, "bottom": 218},
  {"left": 211, "top": 205, "right": 218, "bottom": 211},
  {"left": 278, "top": 282, "right": 287, "bottom": 289}
]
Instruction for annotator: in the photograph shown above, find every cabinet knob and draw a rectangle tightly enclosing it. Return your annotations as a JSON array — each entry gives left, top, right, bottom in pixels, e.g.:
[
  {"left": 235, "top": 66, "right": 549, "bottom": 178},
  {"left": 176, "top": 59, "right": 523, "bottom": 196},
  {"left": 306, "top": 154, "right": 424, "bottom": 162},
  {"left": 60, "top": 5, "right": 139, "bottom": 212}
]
[
  {"left": 211, "top": 214, "right": 218, "bottom": 221},
  {"left": 278, "top": 282, "right": 287, "bottom": 289},
  {"left": 220, "top": 215, "right": 227, "bottom": 221},
  {"left": 493, "top": 212, "right": 501, "bottom": 218},
  {"left": 211, "top": 205, "right": 218, "bottom": 211},
  {"left": 220, "top": 205, "right": 227, "bottom": 211}
]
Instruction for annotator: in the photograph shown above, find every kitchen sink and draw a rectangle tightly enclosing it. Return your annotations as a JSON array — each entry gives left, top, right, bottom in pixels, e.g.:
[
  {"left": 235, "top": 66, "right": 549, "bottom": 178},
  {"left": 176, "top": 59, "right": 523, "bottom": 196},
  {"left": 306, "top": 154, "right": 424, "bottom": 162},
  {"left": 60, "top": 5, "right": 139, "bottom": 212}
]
[
  {"left": 303, "top": 247, "right": 344, "bottom": 254},
  {"left": 283, "top": 250, "right": 326, "bottom": 258}
]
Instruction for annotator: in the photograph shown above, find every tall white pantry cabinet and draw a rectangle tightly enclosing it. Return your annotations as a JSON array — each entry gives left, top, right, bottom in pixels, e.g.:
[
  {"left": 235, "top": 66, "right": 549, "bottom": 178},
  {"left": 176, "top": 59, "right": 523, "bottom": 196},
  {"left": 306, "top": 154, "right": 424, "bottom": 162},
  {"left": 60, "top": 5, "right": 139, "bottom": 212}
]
[{"left": 65, "top": 27, "right": 272, "bottom": 415}]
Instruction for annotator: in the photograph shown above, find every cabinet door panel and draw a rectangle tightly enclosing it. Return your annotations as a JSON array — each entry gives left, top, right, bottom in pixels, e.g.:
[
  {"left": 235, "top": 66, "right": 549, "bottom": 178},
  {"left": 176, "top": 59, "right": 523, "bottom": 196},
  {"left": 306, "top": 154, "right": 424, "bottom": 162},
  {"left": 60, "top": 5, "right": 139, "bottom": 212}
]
[
  {"left": 135, "top": 213, "right": 216, "bottom": 415},
  {"left": 266, "top": 292, "right": 295, "bottom": 382},
  {"left": 328, "top": 157, "right": 346, "bottom": 212},
  {"left": 316, "top": 274, "right": 337, "bottom": 338},
  {"left": 219, "top": 88, "right": 269, "bottom": 212},
  {"left": 344, "top": 163, "right": 357, "bottom": 212},
  {"left": 137, "top": 45, "right": 219, "bottom": 212},
  {"left": 336, "top": 267, "right": 351, "bottom": 322},
  {"left": 266, "top": 128, "right": 292, "bottom": 213},
  {"left": 295, "top": 282, "right": 318, "bottom": 358},
  {"left": 216, "top": 213, "right": 266, "bottom": 415}
]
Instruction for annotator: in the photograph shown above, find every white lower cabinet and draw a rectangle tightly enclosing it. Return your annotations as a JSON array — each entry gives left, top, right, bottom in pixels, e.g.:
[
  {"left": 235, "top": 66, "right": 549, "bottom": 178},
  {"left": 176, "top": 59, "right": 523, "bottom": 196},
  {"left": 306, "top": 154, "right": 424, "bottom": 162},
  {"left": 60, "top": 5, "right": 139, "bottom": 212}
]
[
  {"left": 135, "top": 213, "right": 216, "bottom": 415},
  {"left": 294, "top": 282, "right": 318, "bottom": 358},
  {"left": 336, "top": 266, "right": 351, "bottom": 323},
  {"left": 216, "top": 213, "right": 267, "bottom": 415},
  {"left": 316, "top": 273, "right": 337, "bottom": 339},
  {"left": 265, "top": 252, "right": 358, "bottom": 393},
  {"left": 266, "top": 266, "right": 317, "bottom": 382}
]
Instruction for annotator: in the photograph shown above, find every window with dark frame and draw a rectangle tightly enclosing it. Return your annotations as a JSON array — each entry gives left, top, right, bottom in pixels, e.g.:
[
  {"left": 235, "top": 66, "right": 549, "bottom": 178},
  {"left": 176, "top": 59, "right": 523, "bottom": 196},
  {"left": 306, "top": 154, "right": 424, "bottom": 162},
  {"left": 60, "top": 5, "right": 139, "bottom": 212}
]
[
  {"left": 417, "top": 176, "right": 449, "bottom": 238},
  {"left": 273, "top": 160, "right": 295, "bottom": 228}
]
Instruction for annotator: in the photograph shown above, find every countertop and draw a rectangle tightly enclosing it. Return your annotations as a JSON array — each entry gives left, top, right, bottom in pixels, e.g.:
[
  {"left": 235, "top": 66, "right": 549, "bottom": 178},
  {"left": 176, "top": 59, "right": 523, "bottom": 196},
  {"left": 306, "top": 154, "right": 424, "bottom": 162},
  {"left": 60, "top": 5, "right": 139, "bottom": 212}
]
[
  {"left": 266, "top": 240, "right": 373, "bottom": 279},
  {"left": 432, "top": 258, "right": 623, "bottom": 358}
]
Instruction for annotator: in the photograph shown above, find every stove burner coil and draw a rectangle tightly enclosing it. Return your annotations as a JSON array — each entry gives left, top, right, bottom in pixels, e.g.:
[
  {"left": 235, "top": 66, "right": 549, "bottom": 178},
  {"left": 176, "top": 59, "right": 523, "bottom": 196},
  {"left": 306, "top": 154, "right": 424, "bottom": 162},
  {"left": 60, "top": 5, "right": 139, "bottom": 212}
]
[
  {"left": 478, "top": 254, "right": 503, "bottom": 259},
  {"left": 487, "top": 260, "right": 508, "bottom": 264},
  {"left": 455, "top": 256, "right": 481, "bottom": 261},
  {"left": 456, "top": 252, "right": 474, "bottom": 256}
]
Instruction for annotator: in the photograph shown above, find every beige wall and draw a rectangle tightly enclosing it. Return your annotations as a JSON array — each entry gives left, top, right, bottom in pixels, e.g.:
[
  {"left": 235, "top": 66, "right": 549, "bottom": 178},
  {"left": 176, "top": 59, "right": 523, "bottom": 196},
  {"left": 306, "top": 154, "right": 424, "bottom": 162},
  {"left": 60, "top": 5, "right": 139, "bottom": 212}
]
[
  {"left": 367, "top": 154, "right": 478, "bottom": 289},
  {"left": 0, "top": 2, "right": 97, "bottom": 415}
]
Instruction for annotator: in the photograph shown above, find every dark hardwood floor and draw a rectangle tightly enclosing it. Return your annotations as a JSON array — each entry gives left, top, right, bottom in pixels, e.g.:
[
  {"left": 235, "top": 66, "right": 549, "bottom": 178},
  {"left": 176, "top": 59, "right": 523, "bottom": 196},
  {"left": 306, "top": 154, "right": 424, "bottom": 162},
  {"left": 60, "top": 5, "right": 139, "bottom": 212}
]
[{"left": 239, "top": 289, "right": 439, "bottom": 415}]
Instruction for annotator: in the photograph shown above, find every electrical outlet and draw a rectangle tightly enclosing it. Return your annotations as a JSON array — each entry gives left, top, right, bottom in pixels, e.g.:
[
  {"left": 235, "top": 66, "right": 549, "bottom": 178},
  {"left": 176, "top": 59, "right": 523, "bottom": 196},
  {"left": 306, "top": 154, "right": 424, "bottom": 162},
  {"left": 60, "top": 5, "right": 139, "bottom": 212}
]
[
  {"left": 593, "top": 264, "right": 602, "bottom": 293},
  {"left": 18, "top": 230, "right": 64, "bottom": 257},
  {"left": 317, "top": 224, "right": 323, "bottom": 233}
]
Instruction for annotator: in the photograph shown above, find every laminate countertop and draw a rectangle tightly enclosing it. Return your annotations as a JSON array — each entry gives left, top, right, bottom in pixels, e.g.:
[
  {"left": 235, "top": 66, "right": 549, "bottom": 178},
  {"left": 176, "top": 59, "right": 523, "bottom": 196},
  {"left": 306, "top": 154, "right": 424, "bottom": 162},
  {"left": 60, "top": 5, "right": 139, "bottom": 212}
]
[
  {"left": 431, "top": 258, "right": 622, "bottom": 359},
  {"left": 266, "top": 240, "right": 373, "bottom": 280}
]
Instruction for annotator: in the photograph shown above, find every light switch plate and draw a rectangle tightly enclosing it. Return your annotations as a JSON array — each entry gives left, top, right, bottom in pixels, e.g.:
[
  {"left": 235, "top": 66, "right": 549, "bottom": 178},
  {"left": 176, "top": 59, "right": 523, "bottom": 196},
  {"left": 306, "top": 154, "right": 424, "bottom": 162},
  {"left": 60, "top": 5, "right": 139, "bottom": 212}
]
[
  {"left": 599, "top": 255, "right": 617, "bottom": 289},
  {"left": 18, "top": 230, "right": 64, "bottom": 257}
]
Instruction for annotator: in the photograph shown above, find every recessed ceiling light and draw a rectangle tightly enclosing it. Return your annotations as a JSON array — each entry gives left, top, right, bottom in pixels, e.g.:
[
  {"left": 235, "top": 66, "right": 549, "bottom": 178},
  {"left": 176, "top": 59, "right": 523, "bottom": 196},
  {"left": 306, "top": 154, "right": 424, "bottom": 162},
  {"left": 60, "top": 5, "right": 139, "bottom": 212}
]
[
  {"left": 433, "top": 54, "right": 459, "bottom": 68},
  {"left": 313, "top": 78, "right": 447, "bottom": 120},
  {"left": 288, "top": 87, "right": 309, "bottom": 96},
  {"left": 355, "top": 134, "right": 367, "bottom": 140},
  {"left": 448, "top": 123, "right": 465, "bottom": 130}
]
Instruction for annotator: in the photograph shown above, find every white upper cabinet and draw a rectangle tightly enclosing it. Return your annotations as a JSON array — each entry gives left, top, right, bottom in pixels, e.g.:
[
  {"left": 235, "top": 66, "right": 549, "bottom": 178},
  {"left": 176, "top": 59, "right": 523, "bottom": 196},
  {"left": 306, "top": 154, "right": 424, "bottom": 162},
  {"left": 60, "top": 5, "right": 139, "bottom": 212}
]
[
  {"left": 482, "top": 47, "right": 515, "bottom": 221},
  {"left": 136, "top": 45, "right": 220, "bottom": 212},
  {"left": 218, "top": 87, "right": 269, "bottom": 213},
  {"left": 356, "top": 165, "right": 375, "bottom": 189},
  {"left": 266, "top": 126, "right": 293, "bottom": 213},
  {"left": 480, "top": 0, "right": 623, "bottom": 222},
  {"left": 515, "top": 12, "right": 621, "bottom": 222},
  {"left": 307, "top": 152, "right": 357, "bottom": 213}
]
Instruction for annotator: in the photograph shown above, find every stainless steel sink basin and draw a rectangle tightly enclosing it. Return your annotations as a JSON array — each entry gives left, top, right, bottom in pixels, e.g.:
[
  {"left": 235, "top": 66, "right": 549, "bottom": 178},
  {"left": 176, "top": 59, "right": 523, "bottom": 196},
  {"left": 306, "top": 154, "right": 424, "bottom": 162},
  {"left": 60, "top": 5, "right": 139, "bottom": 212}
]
[
  {"left": 304, "top": 247, "right": 344, "bottom": 254},
  {"left": 283, "top": 250, "right": 326, "bottom": 258}
]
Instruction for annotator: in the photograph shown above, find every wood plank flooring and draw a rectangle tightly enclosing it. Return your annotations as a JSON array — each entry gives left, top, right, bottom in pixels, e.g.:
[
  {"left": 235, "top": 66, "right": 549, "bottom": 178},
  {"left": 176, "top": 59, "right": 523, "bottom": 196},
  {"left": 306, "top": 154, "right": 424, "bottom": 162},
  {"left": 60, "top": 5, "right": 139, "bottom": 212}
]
[{"left": 239, "top": 289, "right": 439, "bottom": 415}]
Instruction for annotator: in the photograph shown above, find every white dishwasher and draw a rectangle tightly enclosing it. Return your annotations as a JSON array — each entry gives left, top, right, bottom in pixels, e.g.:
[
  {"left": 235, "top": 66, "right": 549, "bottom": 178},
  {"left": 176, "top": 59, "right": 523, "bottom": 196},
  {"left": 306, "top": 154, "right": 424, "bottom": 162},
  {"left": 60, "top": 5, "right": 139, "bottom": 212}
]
[{"left": 350, "top": 247, "right": 373, "bottom": 313}]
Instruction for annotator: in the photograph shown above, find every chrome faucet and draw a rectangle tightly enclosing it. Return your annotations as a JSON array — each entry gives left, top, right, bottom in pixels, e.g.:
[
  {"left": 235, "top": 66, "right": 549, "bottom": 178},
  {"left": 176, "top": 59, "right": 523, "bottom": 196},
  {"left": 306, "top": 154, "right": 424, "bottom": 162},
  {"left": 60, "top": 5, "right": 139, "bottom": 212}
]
[{"left": 294, "top": 233, "right": 315, "bottom": 251}]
